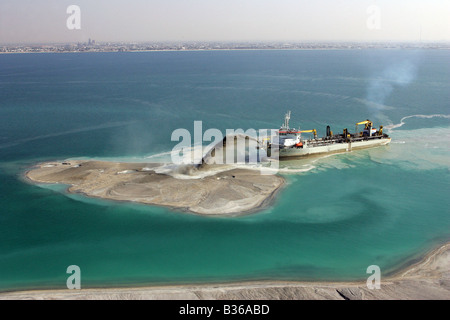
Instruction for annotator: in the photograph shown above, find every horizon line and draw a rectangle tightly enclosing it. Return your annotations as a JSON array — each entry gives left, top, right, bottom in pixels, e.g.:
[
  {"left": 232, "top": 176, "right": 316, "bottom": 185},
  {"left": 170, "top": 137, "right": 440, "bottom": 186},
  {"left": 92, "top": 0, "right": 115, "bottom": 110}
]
[{"left": 2, "top": 39, "right": 450, "bottom": 46}]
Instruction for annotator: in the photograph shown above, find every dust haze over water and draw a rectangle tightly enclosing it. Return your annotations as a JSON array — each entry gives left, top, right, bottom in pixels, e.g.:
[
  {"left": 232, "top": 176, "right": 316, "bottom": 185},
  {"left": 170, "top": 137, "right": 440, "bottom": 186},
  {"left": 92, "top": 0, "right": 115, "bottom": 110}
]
[{"left": 365, "top": 54, "right": 420, "bottom": 125}]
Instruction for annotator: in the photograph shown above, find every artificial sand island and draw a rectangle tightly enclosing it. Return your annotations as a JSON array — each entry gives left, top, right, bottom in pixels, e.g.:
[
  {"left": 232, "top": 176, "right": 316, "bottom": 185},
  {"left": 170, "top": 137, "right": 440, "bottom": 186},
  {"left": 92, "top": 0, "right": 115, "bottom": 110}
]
[{"left": 25, "top": 160, "right": 284, "bottom": 216}]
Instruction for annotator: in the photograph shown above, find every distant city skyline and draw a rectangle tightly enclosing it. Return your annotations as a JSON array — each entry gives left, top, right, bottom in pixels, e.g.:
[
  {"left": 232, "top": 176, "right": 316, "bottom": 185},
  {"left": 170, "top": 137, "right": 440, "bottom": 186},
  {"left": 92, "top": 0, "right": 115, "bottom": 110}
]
[{"left": 0, "top": 0, "right": 449, "bottom": 45}]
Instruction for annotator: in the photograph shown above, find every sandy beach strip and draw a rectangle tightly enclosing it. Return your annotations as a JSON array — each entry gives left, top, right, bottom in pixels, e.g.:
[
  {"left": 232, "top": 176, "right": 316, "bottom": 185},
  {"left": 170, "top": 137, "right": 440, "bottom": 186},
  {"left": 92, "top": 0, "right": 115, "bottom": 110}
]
[{"left": 0, "top": 243, "right": 448, "bottom": 300}]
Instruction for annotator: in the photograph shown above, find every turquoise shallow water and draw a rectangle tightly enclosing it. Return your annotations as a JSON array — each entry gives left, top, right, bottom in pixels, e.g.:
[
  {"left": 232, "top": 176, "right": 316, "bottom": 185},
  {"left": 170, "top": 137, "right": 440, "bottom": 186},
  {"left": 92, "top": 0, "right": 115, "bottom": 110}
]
[{"left": 0, "top": 50, "right": 449, "bottom": 291}]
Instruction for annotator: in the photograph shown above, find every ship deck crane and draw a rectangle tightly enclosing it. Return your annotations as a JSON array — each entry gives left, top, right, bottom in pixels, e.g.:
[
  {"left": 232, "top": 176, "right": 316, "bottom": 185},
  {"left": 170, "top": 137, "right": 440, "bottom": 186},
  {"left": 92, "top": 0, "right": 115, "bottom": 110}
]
[
  {"left": 300, "top": 129, "right": 317, "bottom": 139},
  {"left": 355, "top": 120, "right": 374, "bottom": 137}
]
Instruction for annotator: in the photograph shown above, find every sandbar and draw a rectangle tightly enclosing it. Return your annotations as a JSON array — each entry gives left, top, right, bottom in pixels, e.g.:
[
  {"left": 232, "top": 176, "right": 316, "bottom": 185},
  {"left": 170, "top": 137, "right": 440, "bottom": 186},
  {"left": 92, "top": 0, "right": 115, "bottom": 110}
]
[{"left": 25, "top": 160, "right": 285, "bottom": 216}]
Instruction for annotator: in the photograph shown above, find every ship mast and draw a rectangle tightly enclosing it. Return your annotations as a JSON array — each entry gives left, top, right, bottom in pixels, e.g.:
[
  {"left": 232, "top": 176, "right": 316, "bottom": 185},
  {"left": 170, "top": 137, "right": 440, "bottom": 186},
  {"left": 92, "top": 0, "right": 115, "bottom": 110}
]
[{"left": 283, "top": 111, "right": 291, "bottom": 130}]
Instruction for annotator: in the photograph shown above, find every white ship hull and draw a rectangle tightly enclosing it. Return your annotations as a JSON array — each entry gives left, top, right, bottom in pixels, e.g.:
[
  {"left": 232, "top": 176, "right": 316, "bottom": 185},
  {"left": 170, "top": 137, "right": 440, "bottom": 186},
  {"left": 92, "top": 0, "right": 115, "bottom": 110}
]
[{"left": 279, "top": 137, "right": 391, "bottom": 158}]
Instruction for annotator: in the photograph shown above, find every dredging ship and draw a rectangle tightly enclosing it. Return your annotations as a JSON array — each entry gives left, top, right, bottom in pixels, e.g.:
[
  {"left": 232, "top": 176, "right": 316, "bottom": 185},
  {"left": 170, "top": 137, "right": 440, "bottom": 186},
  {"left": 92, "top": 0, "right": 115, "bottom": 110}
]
[{"left": 270, "top": 111, "right": 391, "bottom": 158}]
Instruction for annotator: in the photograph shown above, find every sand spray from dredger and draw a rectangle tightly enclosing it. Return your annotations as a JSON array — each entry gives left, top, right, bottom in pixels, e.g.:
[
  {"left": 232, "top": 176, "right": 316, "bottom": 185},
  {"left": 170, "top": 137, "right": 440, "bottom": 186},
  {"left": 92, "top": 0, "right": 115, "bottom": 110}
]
[{"left": 170, "top": 121, "right": 280, "bottom": 175}]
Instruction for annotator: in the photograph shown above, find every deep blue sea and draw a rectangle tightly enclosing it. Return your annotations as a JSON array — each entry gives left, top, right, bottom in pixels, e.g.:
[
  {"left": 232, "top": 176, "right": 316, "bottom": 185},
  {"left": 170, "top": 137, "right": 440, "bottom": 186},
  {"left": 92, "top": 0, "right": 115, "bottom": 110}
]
[{"left": 0, "top": 49, "right": 449, "bottom": 291}]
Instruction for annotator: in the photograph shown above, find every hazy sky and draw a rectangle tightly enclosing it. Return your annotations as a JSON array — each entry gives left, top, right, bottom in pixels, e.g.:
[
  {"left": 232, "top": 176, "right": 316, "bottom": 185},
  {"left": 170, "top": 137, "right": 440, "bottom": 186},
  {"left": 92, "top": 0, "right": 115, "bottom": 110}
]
[{"left": 0, "top": 0, "right": 449, "bottom": 44}]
